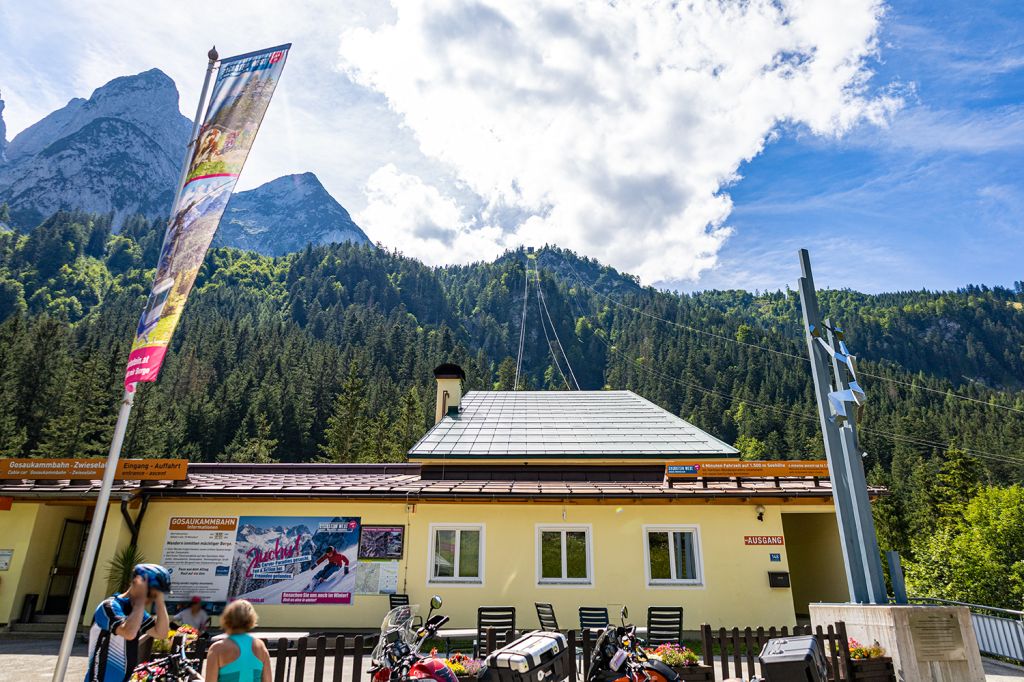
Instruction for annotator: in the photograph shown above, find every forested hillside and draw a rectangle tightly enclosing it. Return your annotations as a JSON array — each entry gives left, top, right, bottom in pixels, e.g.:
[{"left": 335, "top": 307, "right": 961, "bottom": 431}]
[{"left": 1, "top": 210, "right": 1023, "bottom": 605}]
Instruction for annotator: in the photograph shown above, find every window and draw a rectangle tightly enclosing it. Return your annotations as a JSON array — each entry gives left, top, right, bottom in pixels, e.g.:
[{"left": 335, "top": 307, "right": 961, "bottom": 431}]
[
  {"left": 644, "top": 526, "right": 702, "bottom": 585},
  {"left": 429, "top": 525, "right": 483, "bottom": 583},
  {"left": 537, "top": 526, "right": 592, "bottom": 584}
]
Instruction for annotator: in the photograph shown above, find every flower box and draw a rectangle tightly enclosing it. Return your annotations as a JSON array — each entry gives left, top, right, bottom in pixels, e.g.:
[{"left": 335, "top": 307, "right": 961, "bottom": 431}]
[
  {"left": 669, "top": 665, "right": 715, "bottom": 681},
  {"left": 849, "top": 656, "right": 896, "bottom": 681}
]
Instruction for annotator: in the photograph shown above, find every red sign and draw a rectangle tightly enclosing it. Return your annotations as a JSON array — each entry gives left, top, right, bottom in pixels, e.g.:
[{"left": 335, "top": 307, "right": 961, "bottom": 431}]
[
  {"left": 744, "top": 535, "right": 784, "bottom": 546},
  {"left": 0, "top": 497, "right": 12, "bottom": 511}
]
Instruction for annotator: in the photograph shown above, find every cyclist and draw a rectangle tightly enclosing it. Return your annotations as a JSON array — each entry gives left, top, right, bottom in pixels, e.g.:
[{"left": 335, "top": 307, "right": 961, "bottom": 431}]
[{"left": 85, "top": 563, "right": 171, "bottom": 682}]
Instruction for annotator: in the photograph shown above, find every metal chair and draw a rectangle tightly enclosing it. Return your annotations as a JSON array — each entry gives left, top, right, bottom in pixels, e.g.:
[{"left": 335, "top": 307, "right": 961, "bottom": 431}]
[
  {"left": 389, "top": 593, "right": 410, "bottom": 609},
  {"left": 535, "top": 602, "right": 560, "bottom": 632},
  {"left": 646, "top": 606, "right": 684, "bottom": 645},
  {"left": 476, "top": 606, "right": 516, "bottom": 657},
  {"left": 578, "top": 606, "right": 610, "bottom": 630}
]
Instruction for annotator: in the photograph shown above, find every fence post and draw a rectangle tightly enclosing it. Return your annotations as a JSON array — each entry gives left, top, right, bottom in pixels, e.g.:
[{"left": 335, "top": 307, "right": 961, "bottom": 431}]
[
  {"left": 717, "top": 628, "right": 728, "bottom": 680},
  {"left": 836, "top": 621, "right": 852, "bottom": 681},
  {"left": 567, "top": 629, "right": 577, "bottom": 681},
  {"left": 314, "top": 635, "right": 327, "bottom": 682},
  {"left": 352, "top": 635, "right": 365, "bottom": 682},
  {"left": 332, "top": 635, "right": 346, "bottom": 682},
  {"left": 274, "top": 637, "right": 288, "bottom": 682},
  {"left": 582, "top": 629, "right": 593, "bottom": 680},
  {"left": 486, "top": 628, "right": 497, "bottom": 657},
  {"left": 700, "top": 625, "right": 713, "bottom": 667},
  {"left": 295, "top": 637, "right": 308, "bottom": 682},
  {"left": 730, "top": 627, "right": 742, "bottom": 678}
]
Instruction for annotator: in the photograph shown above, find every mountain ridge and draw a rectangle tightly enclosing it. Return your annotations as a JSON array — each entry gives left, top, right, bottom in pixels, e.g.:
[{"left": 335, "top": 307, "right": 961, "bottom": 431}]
[{"left": 0, "top": 69, "right": 369, "bottom": 253}]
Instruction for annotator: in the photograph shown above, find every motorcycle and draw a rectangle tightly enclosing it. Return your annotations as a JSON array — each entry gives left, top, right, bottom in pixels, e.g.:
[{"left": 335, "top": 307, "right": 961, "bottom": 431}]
[
  {"left": 587, "top": 608, "right": 680, "bottom": 682},
  {"left": 370, "top": 595, "right": 458, "bottom": 682}
]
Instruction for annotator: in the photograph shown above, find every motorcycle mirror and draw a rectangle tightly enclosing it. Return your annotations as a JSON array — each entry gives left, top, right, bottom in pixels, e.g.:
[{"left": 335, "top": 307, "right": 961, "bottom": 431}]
[
  {"left": 430, "top": 595, "right": 443, "bottom": 610},
  {"left": 620, "top": 606, "right": 628, "bottom": 622}
]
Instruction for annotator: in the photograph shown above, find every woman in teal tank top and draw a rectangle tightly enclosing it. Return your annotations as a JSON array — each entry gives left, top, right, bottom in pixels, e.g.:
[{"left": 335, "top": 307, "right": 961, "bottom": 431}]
[{"left": 205, "top": 600, "right": 271, "bottom": 682}]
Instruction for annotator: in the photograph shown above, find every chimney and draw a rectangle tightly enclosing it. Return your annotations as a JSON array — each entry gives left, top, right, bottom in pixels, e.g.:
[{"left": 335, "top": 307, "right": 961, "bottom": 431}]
[{"left": 433, "top": 363, "right": 466, "bottom": 424}]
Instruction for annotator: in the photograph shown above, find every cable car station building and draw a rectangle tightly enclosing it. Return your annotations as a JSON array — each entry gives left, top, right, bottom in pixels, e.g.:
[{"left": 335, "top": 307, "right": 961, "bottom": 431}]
[{"left": 0, "top": 365, "right": 855, "bottom": 632}]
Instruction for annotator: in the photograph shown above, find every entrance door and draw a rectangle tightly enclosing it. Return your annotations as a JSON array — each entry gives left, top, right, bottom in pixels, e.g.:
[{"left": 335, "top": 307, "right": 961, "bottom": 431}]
[{"left": 43, "top": 519, "right": 89, "bottom": 614}]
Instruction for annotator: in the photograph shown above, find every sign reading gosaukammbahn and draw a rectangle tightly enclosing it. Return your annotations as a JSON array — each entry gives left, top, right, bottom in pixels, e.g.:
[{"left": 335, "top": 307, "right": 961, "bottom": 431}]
[
  {"left": 666, "top": 460, "right": 831, "bottom": 478},
  {"left": 228, "top": 516, "right": 360, "bottom": 605},
  {"left": 124, "top": 44, "right": 290, "bottom": 389},
  {"left": 162, "top": 516, "right": 238, "bottom": 601}
]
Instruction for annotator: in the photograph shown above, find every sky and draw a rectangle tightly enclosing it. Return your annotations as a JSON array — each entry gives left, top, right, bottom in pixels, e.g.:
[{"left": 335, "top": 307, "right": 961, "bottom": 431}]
[{"left": 0, "top": 0, "right": 1020, "bottom": 293}]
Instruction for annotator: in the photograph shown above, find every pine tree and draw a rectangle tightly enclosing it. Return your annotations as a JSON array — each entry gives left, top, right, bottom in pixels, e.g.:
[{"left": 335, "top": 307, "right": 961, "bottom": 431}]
[
  {"left": 496, "top": 357, "right": 517, "bottom": 390},
  {"left": 220, "top": 413, "right": 279, "bottom": 463},
  {"left": 394, "top": 386, "right": 426, "bottom": 453},
  {"left": 35, "top": 354, "right": 112, "bottom": 457},
  {"left": 320, "top": 363, "right": 367, "bottom": 463}
]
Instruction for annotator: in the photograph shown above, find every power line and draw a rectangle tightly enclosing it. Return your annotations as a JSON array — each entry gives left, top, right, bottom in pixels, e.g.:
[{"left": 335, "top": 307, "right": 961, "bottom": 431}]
[
  {"left": 563, "top": 280, "right": 1024, "bottom": 469},
  {"left": 533, "top": 264, "right": 571, "bottom": 389},
  {"left": 513, "top": 257, "right": 530, "bottom": 390},
  {"left": 561, "top": 259, "right": 1024, "bottom": 417},
  {"left": 536, "top": 270, "right": 580, "bottom": 389}
]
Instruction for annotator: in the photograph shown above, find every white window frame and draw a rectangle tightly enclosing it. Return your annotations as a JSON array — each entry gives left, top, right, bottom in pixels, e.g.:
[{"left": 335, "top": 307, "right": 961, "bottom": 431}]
[
  {"left": 642, "top": 525, "right": 704, "bottom": 587},
  {"left": 536, "top": 524, "right": 593, "bottom": 586},
  {"left": 427, "top": 524, "right": 485, "bottom": 586}
]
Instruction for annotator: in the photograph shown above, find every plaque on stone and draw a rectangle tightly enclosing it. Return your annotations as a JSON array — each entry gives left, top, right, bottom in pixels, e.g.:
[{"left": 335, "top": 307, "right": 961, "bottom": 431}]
[{"left": 908, "top": 611, "right": 966, "bottom": 661}]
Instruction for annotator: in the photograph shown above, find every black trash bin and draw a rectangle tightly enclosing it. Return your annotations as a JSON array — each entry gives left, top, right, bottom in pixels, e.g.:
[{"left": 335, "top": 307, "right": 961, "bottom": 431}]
[
  {"left": 20, "top": 593, "right": 39, "bottom": 624},
  {"left": 758, "top": 635, "right": 827, "bottom": 682}
]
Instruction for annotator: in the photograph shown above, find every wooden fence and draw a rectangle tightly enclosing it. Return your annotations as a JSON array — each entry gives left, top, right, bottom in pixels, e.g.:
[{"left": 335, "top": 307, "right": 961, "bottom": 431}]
[{"left": 699, "top": 622, "right": 857, "bottom": 681}]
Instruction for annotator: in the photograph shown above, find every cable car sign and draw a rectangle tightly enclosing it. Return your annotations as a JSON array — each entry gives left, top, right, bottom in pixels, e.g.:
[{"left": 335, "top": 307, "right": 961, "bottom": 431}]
[{"left": 666, "top": 460, "right": 830, "bottom": 478}]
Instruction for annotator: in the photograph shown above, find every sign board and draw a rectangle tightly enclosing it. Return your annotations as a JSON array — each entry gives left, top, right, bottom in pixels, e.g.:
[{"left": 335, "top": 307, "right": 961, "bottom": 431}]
[
  {"left": 0, "top": 549, "right": 12, "bottom": 571},
  {"left": 228, "top": 516, "right": 360, "bottom": 605},
  {"left": 744, "top": 535, "right": 784, "bottom": 546},
  {"left": 908, "top": 611, "right": 967, "bottom": 661},
  {"left": 0, "top": 458, "right": 188, "bottom": 480},
  {"left": 162, "top": 517, "right": 238, "bottom": 601},
  {"left": 666, "top": 460, "right": 830, "bottom": 478},
  {"left": 359, "top": 526, "right": 405, "bottom": 560},
  {"left": 0, "top": 497, "right": 11, "bottom": 511},
  {"left": 355, "top": 560, "right": 400, "bottom": 595},
  {"left": 770, "top": 553, "right": 782, "bottom": 562}
]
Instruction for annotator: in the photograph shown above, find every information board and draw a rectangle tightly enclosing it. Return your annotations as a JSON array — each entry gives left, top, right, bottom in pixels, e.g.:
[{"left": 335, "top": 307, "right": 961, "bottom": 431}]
[
  {"left": 161, "top": 516, "right": 238, "bottom": 601},
  {"left": 355, "top": 561, "right": 400, "bottom": 595},
  {"left": 666, "top": 460, "right": 830, "bottom": 478},
  {"left": 1, "top": 458, "right": 188, "bottom": 480}
]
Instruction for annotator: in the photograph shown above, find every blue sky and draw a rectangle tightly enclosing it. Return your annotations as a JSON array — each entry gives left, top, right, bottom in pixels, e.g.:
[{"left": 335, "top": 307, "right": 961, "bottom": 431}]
[
  {"left": 0, "top": 1, "right": 1020, "bottom": 293},
  {"left": 700, "top": 0, "right": 1024, "bottom": 292}
]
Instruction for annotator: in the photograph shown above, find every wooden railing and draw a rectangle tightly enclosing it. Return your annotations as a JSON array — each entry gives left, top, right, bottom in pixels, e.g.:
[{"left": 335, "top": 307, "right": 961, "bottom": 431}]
[{"left": 699, "top": 622, "right": 854, "bottom": 681}]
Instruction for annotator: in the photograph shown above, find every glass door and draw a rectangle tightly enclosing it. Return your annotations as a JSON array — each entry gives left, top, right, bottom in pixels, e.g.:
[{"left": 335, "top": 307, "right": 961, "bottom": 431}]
[{"left": 43, "top": 519, "right": 89, "bottom": 614}]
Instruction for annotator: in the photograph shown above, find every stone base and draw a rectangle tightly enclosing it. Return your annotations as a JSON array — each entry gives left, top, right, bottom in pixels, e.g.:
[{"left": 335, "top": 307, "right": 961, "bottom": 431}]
[{"left": 809, "top": 603, "right": 984, "bottom": 682}]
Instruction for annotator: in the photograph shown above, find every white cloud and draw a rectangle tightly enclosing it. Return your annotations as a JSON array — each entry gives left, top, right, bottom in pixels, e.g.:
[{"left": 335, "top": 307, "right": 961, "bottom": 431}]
[{"left": 338, "top": 0, "right": 899, "bottom": 282}]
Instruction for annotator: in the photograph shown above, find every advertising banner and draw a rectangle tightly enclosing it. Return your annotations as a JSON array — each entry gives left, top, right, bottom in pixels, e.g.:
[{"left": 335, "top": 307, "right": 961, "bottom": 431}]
[
  {"left": 162, "top": 517, "right": 238, "bottom": 601},
  {"left": 666, "top": 460, "right": 830, "bottom": 478},
  {"left": 0, "top": 458, "right": 188, "bottom": 480},
  {"left": 228, "top": 516, "right": 360, "bottom": 605},
  {"left": 124, "top": 44, "right": 290, "bottom": 389}
]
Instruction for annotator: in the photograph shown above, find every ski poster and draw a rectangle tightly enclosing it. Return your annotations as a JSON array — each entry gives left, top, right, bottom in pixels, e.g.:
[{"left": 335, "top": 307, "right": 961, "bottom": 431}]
[
  {"left": 229, "top": 516, "right": 360, "bottom": 605},
  {"left": 124, "top": 44, "right": 290, "bottom": 389}
]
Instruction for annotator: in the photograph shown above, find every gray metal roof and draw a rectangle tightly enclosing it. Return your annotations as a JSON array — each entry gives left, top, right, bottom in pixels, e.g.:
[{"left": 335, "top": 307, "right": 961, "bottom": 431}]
[{"left": 408, "top": 390, "right": 738, "bottom": 459}]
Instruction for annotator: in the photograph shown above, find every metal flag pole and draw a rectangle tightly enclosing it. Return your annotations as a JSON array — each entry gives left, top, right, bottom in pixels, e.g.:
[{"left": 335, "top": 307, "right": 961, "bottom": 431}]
[{"left": 50, "top": 46, "right": 220, "bottom": 682}]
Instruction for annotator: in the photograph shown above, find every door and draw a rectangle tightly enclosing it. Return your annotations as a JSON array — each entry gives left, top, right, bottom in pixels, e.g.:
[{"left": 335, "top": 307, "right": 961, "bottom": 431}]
[{"left": 43, "top": 519, "right": 89, "bottom": 614}]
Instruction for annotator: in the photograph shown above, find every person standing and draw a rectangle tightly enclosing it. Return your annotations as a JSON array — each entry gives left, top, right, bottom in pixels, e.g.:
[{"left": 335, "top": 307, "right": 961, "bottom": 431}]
[
  {"left": 204, "top": 599, "right": 271, "bottom": 682},
  {"left": 174, "top": 596, "right": 210, "bottom": 633},
  {"left": 307, "top": 545, "right": 349, "bottom": 589},
  {"left": 85, "top": 563, "right": 171, "bottom": 682}
]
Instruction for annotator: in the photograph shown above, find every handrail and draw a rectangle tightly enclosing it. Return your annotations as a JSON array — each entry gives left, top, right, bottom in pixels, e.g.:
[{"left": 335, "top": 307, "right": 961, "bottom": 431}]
[{"left": 908, "top": 596, "right": 1024, "bottom": 619}]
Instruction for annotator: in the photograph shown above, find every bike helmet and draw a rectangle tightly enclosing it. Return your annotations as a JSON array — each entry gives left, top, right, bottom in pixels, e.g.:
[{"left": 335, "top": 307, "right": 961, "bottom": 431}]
[{"left": 134, "top": 563, "right": 171, "bottom": 593}]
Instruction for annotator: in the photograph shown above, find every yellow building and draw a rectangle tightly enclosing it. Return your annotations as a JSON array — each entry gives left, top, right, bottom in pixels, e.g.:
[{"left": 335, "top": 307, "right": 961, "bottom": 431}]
[{"left": 0, "top": 365, "right": 853, "bottom": 633}]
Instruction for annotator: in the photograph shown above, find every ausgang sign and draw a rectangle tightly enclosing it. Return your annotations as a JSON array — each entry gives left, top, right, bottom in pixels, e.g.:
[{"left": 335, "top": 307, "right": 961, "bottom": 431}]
[
  {"left": 0, "top": 458, "right": 188, "bottom": 480},
  {"left": 666, "top": 460, "right": 830, "bottom": 478}
]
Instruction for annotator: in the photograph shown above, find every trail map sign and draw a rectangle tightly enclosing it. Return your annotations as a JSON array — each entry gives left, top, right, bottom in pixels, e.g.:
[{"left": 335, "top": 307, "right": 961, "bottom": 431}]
[
  {"left": 666, "top": 460, "right": 830, "bottom": 478},
  {"left": 228, "top": 516, "right": 360, "bottom": 605},
  {"left": 0, "top": 458, "right": 187, "bottom": 480}
]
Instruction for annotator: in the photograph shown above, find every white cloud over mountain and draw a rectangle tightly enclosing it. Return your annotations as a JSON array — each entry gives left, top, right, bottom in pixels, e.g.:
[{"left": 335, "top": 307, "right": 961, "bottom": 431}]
[{"left": 339, "top": 0, "right": 899, "bottom": 282}]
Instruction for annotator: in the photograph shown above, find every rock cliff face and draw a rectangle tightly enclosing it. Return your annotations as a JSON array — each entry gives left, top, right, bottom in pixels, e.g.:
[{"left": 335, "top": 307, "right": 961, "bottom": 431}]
[
  {"left": 0, "top": 70, "right": 190, "bottom": 227},
  {"left": 0, "top": 70, "right": 369, "bottom": 254},
  {"left": 217, "top": 173, "right": 369, "bottom": 255}
]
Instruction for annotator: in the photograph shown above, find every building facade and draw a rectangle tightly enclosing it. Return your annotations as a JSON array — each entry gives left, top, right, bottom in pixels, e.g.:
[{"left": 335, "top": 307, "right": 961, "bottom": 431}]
[{"left": 0, "top": 366, "right": 855, "bottom": 632}]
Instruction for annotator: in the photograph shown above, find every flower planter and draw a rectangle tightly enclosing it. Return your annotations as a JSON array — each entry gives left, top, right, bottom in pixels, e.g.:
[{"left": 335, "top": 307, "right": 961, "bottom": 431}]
[
  {"left": 670, "top": 665, "right": 715, "bottom": 681},
  {"left": 849, "top": 656, "right": 896, "bottom": 682}
]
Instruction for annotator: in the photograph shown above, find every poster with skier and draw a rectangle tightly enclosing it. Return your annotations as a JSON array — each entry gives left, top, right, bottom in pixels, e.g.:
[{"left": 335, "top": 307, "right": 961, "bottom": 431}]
[{"left": 228, "top": 516, "right": 360, "bottom": 605}]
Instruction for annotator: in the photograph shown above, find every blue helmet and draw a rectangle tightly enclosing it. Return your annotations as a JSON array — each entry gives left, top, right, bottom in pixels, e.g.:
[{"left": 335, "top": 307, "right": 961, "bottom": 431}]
[{"left": 133, "top": 563, "right": 171, "bottom": 593}]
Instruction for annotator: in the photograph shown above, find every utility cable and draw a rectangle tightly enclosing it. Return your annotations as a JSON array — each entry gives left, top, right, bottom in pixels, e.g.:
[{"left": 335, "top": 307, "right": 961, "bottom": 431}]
[
  {"left": 534, "top": 266, "right": 571, "bottom": 389},
  {"left": 513, "top": 256, "right": 530, "bottom": 390},
  {"left": 561, "top": 259, "right": 1024, "bottom": 416},
  {"left": 563, "top": 281, "right": 1024, "bottom": 469},
  {"left": 536, "top": 271, "right": 580, "bottom": 389}
]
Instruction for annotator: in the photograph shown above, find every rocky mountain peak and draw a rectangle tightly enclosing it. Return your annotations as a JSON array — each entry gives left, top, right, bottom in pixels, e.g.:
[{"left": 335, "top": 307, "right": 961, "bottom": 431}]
[{"left": 0, "top": 92, "right": 7, "bottom": 163}]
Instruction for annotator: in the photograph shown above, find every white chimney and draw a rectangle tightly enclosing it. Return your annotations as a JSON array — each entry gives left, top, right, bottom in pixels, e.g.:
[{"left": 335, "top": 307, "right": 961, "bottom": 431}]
[{"left": 433, "top": 363, "right": 465, "bottom": 424}]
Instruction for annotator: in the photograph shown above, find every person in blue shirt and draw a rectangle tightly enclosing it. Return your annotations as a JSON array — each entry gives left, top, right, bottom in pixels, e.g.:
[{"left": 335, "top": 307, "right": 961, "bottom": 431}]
[{"left": 85, "top": 563, "right": 171, "bottom": 682}]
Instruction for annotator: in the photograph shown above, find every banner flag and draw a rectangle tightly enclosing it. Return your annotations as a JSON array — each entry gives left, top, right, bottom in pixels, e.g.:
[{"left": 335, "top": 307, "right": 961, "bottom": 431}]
[{"left": 124, "top": 44, "right": 290, "bottom": 389}]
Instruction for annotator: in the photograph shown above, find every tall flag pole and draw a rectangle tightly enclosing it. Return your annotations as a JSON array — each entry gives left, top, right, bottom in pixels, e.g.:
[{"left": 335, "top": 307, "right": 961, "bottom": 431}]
[{"left": 51, "top": 42, "right": 290, "bottom": 681}]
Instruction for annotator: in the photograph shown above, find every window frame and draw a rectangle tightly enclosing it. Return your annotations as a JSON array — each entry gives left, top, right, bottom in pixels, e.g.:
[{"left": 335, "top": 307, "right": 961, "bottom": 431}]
[
  {"left": 535, "top": 524, "right": 594, "bottom": 587},
  {"left": 427, "top": 523, "right": 485, "bottom": 586},
  {"left": 642, "top": 525, "right": 704, "bottom": 588}
]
